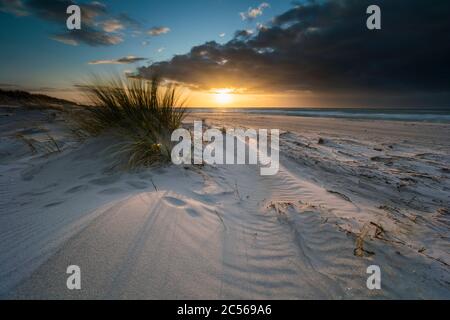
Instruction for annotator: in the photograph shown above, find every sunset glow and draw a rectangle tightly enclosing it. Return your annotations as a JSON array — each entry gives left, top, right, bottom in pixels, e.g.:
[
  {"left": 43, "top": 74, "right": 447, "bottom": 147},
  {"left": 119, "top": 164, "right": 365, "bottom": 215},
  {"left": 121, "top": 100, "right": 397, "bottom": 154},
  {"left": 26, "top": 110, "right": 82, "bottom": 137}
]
[{"left": 212, "top": 89, "right": 234, "bottom": 105}]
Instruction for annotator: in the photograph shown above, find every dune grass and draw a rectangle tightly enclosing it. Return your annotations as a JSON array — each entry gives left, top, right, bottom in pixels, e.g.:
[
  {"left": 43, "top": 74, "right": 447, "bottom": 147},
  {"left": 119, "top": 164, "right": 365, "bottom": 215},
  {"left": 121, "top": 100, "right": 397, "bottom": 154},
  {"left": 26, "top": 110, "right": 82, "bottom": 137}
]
[{"left": 73, "top": 76, "right": 187, "bottom": 168}]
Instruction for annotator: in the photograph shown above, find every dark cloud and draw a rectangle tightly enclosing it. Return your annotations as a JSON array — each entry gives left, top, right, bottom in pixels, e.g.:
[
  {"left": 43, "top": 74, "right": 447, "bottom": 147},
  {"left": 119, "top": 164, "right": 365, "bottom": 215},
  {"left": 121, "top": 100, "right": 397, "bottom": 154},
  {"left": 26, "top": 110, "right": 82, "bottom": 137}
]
[
  {"left": 52, "top": 27, "right": 123, "bottom": 46},
  {"left": 26, "top": 0, "right": 106, "bottom": 24},
  {"left": 234, "top": 29, "right": 254, "bottom": 39},
  {"left": 2, "top": 0, "right": 142, "bottom": 46},
  {"left": 138, "top": 0, "right": 450, "bottom": 107},
  {"left": 28, "top": 0, "right": 122, "bottom": 46},
  {"left": 0, "top": 0, "right": 29, "bottom": 16}
]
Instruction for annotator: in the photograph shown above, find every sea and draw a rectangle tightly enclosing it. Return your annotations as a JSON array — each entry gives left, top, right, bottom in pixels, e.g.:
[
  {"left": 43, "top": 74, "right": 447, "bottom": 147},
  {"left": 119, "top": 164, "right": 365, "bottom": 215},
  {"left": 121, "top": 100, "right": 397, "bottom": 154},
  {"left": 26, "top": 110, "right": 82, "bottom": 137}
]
[{"left": 189, "top": 107, "right": 450, "bottom": 123}]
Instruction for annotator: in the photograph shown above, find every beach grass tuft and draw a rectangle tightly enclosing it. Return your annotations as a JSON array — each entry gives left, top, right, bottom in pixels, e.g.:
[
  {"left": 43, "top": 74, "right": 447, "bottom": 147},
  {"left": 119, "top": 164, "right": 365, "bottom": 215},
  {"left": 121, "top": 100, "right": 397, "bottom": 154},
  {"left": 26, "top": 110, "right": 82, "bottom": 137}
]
[{"left": 73, "top": 76, "right": 187, "bottom": 168}]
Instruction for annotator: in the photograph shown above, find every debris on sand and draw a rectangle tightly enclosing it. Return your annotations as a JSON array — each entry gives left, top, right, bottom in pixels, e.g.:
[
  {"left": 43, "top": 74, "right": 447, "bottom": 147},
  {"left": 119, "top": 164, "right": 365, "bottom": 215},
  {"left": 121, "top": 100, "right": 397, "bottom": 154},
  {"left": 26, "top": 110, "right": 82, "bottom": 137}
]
[
  {"left": 437, "top": 208, "right": 449, "bottom": 215},
  {"left": 327, "top": 190, "right": 351, "bottom": 202},
  {"left": 369, "top": 221, "right": 385, "bottom": 239},
  {"left": 354, "top": 222, "right": 385, "bottom": 257},
  {"left": 354, "top": 230, "right": 374, "bottom": 257}
]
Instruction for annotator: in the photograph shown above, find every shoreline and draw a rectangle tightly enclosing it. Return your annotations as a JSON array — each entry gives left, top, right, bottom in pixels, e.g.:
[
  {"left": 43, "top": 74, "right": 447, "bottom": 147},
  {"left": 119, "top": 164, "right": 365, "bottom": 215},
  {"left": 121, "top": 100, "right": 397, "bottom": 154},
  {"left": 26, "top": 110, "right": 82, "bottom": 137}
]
[
  {"left": 186, "top": 108, "right": 450, "bottom": 124},
  {"left": 187, "top": 112, "right": 450, "bottom": 144}
]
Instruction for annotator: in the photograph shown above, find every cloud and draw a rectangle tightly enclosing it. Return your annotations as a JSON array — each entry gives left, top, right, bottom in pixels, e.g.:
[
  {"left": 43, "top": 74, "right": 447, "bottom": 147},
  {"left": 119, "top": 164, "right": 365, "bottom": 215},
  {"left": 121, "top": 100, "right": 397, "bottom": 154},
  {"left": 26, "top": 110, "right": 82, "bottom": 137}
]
[
  {"left": 138, "top": 0, "right": 450, "bottom": 107},
  {"left": 25, "top": 0, "right": 106, "bottom": 24},
  {"left": 147, "top": 26, "right": 170, "bottom": 36},
  {"left": 99, "top": 19, "right": 124, "bottom": 33},
  {"left": 51, "top": 35, "right": 79, "bottom": 46},
  {"left": 219, "top": 33, "right": 226, "bottom": 38},
  {"left": 234, "top": 29, "right": 254, "bottom": 39},
  {"left": 27, "top": 0, "right": 122, "bottom": 46},
  {"left": 256, "top": 23, "right": 267, "bottom": 31},
  {"left": 0, "top": 0, "right": 29, "bottom": 16},
  {"left": 157, "top": 47, "right": 165, "bottom": 53},
  {"left": 1, "top": 0, "right": 142, "bottom": 46},
  {"left": 88, "top": 55, "right": 147, "bottom": 65},
  {"left": 52, "top": 27, "right": 123, "bottom": 46},
  {"left": 240, "top": 2, "right": 269, "bottom": 21}
]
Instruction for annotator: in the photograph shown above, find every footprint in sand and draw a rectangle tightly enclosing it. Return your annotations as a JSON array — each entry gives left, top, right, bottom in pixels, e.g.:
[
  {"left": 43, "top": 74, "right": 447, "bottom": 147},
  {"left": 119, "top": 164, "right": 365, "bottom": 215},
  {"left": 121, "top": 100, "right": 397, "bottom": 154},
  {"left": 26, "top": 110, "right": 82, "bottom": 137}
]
[
  {"left": 162, "top": 196, "right": 187, "bottom": 207},
  {"left": 162, "top": 196, "right": 201, "bottom": 218}
]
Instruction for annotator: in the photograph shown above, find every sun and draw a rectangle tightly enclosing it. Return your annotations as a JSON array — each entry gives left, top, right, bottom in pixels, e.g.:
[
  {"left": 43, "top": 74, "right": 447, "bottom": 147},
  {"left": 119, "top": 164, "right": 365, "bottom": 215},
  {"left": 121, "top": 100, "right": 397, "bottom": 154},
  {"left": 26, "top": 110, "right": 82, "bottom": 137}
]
[
  {"left": 213, "top": 88, "right": 234, "bottom": 105},
  {"left": 215, "top": 92, "right": 232, "bottom": 104}
]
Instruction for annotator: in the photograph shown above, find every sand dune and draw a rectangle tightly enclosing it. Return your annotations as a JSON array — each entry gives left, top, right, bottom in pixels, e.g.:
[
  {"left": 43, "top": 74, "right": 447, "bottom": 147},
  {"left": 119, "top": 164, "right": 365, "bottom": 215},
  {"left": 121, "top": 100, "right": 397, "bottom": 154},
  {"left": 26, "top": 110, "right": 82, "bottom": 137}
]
[{"left": 1, "top": 106, "right": 449, "bottom": 299}]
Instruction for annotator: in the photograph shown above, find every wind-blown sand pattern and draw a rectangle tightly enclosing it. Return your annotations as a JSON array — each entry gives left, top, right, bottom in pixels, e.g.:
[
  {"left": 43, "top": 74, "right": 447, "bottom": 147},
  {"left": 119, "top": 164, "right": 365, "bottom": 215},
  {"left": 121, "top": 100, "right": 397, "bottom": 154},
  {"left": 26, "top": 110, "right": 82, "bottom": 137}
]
[{"left": 1, "top": 106, "right": 449, "bottom": 299}]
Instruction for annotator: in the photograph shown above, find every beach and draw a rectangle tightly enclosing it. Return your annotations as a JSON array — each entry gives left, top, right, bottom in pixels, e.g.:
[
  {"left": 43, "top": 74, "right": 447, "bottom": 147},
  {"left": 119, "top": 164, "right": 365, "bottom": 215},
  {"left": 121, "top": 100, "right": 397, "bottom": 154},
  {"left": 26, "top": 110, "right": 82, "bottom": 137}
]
[{"left": 1, "top": 106, "right": 449, "bottom": 299}]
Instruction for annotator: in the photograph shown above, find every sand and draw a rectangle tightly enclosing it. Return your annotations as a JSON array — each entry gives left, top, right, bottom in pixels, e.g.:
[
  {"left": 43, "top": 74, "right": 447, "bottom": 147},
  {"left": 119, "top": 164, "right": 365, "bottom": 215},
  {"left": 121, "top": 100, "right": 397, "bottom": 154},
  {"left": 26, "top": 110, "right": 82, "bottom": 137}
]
[{"left": 1, "top": 106, "right": 449, "bottom": 299}]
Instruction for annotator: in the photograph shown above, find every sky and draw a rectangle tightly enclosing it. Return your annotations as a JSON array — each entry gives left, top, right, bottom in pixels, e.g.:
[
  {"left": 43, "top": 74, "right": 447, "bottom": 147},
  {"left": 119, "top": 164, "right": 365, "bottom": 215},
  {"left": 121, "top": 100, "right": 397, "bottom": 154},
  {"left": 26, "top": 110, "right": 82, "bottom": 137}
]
[{"left": 0, "top": 0, "right": 449, "bottom": 108}]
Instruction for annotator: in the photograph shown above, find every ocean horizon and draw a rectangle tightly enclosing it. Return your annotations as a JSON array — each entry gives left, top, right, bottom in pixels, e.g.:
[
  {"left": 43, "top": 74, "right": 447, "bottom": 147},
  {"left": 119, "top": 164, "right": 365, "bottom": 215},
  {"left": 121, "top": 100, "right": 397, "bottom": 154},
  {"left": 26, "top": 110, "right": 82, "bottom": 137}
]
[{"left": 189, "top": 107, "right": 450, "bottom": 123}]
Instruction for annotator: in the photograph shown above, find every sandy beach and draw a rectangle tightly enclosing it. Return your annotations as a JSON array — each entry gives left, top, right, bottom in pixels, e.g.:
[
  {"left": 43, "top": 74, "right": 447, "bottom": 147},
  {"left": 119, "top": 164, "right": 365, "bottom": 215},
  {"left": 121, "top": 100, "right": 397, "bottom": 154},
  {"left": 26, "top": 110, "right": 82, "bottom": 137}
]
[{"left": 1, "top": 105, "right": 449, "bottom": 299}]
